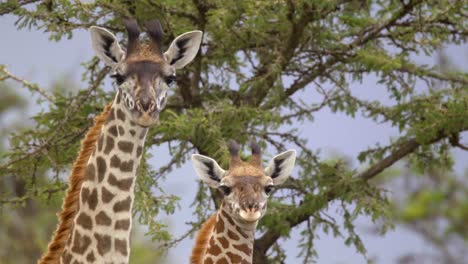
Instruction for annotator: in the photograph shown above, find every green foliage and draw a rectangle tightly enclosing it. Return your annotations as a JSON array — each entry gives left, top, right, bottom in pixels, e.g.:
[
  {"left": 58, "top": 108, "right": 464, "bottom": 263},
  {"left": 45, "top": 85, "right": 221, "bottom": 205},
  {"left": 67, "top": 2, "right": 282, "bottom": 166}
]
[{"left": 1, "top": 0, "right": 467, "bottom": 263}]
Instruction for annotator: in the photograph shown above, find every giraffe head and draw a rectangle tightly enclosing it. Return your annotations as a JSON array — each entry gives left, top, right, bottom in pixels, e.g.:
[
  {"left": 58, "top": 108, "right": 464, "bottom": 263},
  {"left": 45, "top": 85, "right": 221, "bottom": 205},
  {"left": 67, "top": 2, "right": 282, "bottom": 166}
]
[
  {"left": 90, "top": 18, "right": 202, "bottom": 127},
  {"left": 192, "top": 141, "right": 296, "bottom": 223}
]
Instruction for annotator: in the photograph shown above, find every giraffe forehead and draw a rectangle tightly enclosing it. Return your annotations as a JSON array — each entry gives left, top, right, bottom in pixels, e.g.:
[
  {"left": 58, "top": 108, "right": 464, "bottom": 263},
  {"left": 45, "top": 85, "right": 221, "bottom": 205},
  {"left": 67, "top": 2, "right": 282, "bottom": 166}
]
[
  {"left": 126, "top": 42, "right": 164, "bottom": 63},
  {"left": 227, "top": 164, "right": 264, "bottom": 177},
  {"left": 225, "top": 175, "right": 270, "bottom": 188},
  {"left": 125, "top": 61, "right": 163, "bottom": 79}
]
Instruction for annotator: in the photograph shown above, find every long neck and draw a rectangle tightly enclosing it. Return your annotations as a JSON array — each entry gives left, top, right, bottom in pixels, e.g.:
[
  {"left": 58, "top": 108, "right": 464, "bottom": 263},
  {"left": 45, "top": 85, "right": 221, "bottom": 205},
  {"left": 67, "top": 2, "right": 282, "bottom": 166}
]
[
  {"left": 61, "top": 92, "right": 148, "bottom": 264},
  {"left": 203, "top": 203, "right": 257, "bottom": 264},
  {"left": 38, "top": 103, "right": 112, "bottom": 264}
]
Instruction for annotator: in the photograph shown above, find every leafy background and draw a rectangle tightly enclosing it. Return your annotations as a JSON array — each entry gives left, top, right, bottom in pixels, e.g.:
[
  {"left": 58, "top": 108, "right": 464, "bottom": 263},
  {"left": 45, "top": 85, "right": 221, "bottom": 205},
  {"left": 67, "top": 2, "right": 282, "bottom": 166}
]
[{"left": 0, "top": 1, "right": 467, "bottom": 263}]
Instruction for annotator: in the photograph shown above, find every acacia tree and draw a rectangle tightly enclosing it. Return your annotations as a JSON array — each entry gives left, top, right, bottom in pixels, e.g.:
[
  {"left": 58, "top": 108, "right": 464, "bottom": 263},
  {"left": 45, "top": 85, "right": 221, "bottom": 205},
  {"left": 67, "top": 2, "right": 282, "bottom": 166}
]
[{"left": 0, "top": 0, "right": 467, "bottom": 263}]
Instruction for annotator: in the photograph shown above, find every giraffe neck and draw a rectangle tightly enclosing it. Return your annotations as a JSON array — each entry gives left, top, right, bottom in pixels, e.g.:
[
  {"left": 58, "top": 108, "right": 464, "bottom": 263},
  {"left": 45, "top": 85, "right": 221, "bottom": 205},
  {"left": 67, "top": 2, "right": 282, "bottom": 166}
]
[
  {"left": 61, "top": 91, "right": 148, "bottom": 264},
  {"left": 203, "top": 203, "right": 257, "bottom": 264}
]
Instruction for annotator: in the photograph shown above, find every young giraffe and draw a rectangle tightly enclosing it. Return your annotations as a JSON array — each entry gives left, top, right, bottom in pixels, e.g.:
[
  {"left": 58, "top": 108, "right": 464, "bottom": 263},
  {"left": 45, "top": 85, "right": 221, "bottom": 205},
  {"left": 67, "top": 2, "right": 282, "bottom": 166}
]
[
  {"left": 190, "top": 141, "right": 296, "bottom": 264},
  {"left": 38, "top": 18, "right": 202, "bottom": 264}
]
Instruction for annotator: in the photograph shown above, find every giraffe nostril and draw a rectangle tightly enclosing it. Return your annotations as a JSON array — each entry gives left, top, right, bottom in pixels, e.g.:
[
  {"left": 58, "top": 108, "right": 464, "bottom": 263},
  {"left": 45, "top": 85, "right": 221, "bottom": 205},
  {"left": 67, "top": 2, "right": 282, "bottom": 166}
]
[
  {"left": 136, "top": 99, "right": 155, "bottom": 112},
  {"left": 246, "top": 202, "right": 257, "bottom": 212}
]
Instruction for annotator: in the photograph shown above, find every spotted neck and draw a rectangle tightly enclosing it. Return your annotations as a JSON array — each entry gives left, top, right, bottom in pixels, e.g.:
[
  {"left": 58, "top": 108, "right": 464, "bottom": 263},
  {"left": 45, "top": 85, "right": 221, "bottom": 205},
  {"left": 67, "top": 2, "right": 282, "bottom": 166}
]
[
  {"left": 60, "top": 91, "right": 148, "bottom": 264},
  {"left": 203, "top": 202, "right": 257, "bottom": 264}
]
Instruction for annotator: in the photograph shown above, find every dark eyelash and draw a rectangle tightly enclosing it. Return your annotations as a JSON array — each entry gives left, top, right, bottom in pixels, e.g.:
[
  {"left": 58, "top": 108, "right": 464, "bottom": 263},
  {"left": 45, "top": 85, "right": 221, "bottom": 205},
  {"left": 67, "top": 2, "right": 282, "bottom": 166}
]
[
  {"left": 165, "top": 75, "right": 176, "bottom": 87},
  {"left": 218, "top": 185, "right": 231, "bottom": 196},
  {"left": 110, "top": 73, "right": 125, "bottom": 85},
  {"left": 264, "top": 185, "right": 274, "bottom": 195}
]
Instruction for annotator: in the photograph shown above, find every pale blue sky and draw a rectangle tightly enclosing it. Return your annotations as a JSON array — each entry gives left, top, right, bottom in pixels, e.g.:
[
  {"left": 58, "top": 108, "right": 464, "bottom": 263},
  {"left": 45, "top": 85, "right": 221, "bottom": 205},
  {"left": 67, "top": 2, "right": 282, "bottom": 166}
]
[{"left": 1, "top": 14, "right": 466, "bottom": 264}]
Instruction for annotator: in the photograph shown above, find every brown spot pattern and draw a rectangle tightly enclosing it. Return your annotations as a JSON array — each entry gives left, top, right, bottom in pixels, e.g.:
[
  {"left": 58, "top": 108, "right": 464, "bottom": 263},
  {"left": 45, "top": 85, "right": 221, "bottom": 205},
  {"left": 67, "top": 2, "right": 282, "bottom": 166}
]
[
  {"left": 108, "top": 125, "right": 118, "bottom": 137},
  {"left": 61, "top": 249, "right": 72, "bottom": 264},
  {"left": 71, "top": 231, "right": 91, "bottom": 255},
  {"left": 108, "top": 173, "right": 134, "bottom": 191},
  {"left": 110, "top": 155, "right": 121, "bottom": 168},
  {"left": 235, "top": 226, "right": 248, "bottom": 239},
  {"left": 113, "top": 196, "right": 132, "bottom": 212},
  {"left": 116, "top": 109, "right": 126, "bottom": 121},
  {"left": 226, "top": 252, "right": 243, "bottom": 262},
  {"left": 114, "top": 238, "right": 128, "bottom": 256},
  {"left": 227, "top": 228, "right": 240, "bottom": 240},
  {"left": 94, "top": 233, "right": 111, "bottom": 256},
  {"left": 118, "top": 126, "right": 125, "bottom": 136},
  {"left": 207, "top": 239, "right": 221, "bottom": 255},
  {"left": 101, "top": 186, "right": 115, "bottom": 203},
  {"left": 87, "top": 188, "right": 98, "bottom": 210},
  {"left": 81, "top": 187, "right": 90, "bottom": 205},
  {"left": 87, "top": 163, "right": 96, "bottom": 181},
  {"left": 218, "top": 236, "right": 229, "bottom": 249},
  {"left": 139, "top": 129, "right": 146, "bottom": 139},
  {"left": 115, "top": 219, "right": 130, "bottom": 230},
  {"left": 208, "top": 244, "right": 221, "bottom": 256},
  {"left": 96, "top": 156, "right": 106, "bottom": 183},
  {"left": 97, "top": 135, "right": 104, "bottom": 152},
  {"left": 95, "top": 211, "right": 112, "bottom": 226},
  {"left": 86, "top": 251, "right": 96, "bottom": 263},
  {"left": 118, "top": 141, "right": 134, "bottom": 153},
  {"left": 215, "top": 216, "right": 224, "bottom": 233},
  {"left": 215, "top": 258, "right": 229, "bottom": 264},
  {"left": 76, "top": 212, "right": 92, "bottom": 230},
  {"left": 106, "top": 109, "right": 115, "bottom": 123},
  {"left": 130, "top": 129, "right": 136, "bottom": 136},
  {"left": 221, "top": 210, "right": 235, "bottom": 226},
  {"left": 233, "top": 243, "right": 251, "bottom": 256},
  {"left": 136, "top": 146, "right": 143, "bottom": 157},
  {"left": 120, "top": 160, "right": 134, "bottom": 172},
  {"left": 104, "top": 136, "right": 114, "bottom": 155}
]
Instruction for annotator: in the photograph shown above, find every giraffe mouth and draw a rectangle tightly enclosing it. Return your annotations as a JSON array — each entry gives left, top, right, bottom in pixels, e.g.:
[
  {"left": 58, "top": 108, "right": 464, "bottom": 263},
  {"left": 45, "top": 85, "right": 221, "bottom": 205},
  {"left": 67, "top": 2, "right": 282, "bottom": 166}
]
[
  {"left": 134, "top": 111, "right": 159, "bottom": 127},
  {"left": 239, "top": 209, "right": 262, "bottom": 222}
]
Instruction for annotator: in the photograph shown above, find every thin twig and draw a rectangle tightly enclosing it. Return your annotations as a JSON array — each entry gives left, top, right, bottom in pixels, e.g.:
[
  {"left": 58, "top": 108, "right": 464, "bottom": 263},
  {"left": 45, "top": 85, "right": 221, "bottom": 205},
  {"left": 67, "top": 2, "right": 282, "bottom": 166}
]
[{"left": 0, "top": 65, "right": 54, "bottom": 103}]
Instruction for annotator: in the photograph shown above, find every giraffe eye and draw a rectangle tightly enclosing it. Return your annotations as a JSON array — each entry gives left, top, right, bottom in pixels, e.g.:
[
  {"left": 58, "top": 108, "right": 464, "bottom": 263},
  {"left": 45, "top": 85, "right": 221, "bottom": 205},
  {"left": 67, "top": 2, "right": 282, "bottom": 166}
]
[
  {"left": 111, "top": 73, "right": 125, "bottom": 85},
  {"left": 165, "top": 75, "right": 176, "bottom": 87},
  {"left": 264, "top": 185, "right": 274, "bottom": 195},
  {"left": 218, "top": 185, "right": 231, "bottom": 196}
]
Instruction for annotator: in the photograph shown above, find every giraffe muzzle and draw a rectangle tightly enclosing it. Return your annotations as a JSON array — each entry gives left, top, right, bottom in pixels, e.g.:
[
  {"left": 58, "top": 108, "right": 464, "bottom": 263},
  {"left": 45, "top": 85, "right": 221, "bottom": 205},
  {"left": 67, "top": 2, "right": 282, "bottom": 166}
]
[
  {"left": 239, "top": 209, "right": 262, "bottom": 222},
  {"left": 133, "top": 100, "right": 160, "bottom": 127},
  {"left": 135, "top": 99, "right": 156, "bottom": 113}
]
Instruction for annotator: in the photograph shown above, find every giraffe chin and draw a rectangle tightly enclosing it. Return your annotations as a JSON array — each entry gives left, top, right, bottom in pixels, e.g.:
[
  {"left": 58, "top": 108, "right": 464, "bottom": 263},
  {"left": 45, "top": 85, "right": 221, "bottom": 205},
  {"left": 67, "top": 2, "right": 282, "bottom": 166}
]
[{"left": 239, "top": 210, "right": 261, "bottom": 222}]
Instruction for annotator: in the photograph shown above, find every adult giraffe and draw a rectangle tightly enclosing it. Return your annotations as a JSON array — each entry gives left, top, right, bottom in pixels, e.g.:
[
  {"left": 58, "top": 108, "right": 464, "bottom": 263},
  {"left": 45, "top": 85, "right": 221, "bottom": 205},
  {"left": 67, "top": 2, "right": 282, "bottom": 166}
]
[
  {"left": 190, "top": 141, "right": 296, "bottom": 264},
  {"left": 38, "top": 18, "right": 202, "bottom": 264}
]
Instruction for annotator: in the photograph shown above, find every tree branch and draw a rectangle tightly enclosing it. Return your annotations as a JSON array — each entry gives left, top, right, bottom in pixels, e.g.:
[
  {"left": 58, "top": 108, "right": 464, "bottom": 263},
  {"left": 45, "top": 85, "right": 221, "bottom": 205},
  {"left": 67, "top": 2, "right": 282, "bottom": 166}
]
[
  {"left": 0, "top": 0, "right": 40, "bottom": 16},
  {"left": 0, "top": 65, "right": 54, "bottom": 103},
  {"left": 279, "top": 0, "right": 424, "bottom": 102},
  {"left": 244, "top": 1, "right": 344, "bottom": 107},
  {"left": 253, "top": 122, "right": 467, "bottom": 262}
]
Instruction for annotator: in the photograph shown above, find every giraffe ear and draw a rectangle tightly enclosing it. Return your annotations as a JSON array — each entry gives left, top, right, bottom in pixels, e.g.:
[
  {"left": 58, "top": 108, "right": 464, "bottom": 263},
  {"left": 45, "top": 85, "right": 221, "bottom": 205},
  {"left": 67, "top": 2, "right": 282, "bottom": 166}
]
[
  {"left": 164, "top": 31, "right": 203, "bottom": 69},
  {"left": 90, "top": 26, "right": 125, "bottom": 67},
  {"left": 264, "top": 150, "right": 296, "bottom": 185},
  {"left": 191, "top": 154, "right": 225, "bottom": 188}
]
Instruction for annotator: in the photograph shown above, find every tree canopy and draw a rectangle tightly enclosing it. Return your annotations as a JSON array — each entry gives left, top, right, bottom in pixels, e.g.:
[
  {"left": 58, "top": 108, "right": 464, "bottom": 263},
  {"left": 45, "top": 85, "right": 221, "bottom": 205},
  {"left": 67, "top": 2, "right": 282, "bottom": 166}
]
[{"left": 0, "top": 0, "right": 467, "bottom": 263}]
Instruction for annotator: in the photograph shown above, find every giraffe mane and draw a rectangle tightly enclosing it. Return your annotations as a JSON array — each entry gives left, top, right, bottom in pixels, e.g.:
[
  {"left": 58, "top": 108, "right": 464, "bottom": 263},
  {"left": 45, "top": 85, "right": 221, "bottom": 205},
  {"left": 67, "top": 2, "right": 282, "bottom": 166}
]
[
  {"left": 190, "top": 213, "right": 217, "bottom": 264},
  {"left": 37, "top": 103, "right": 112, "bottom": 264}
]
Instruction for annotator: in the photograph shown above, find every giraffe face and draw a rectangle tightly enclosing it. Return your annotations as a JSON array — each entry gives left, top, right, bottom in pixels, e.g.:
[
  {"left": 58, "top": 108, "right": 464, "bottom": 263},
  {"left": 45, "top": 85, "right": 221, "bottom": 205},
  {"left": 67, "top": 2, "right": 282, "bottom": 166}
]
[
  {"left": 111, "top": 59, "right": 174, "bottom": 127},
  {"left": 192, "top": 141, "right": 297, "bottom": 223},
  {"left": 90, "top": 19, "right": 203, "bottom": 127},
  {"left": 219, "top": 169, "right": 273, "bottom": 222}
]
